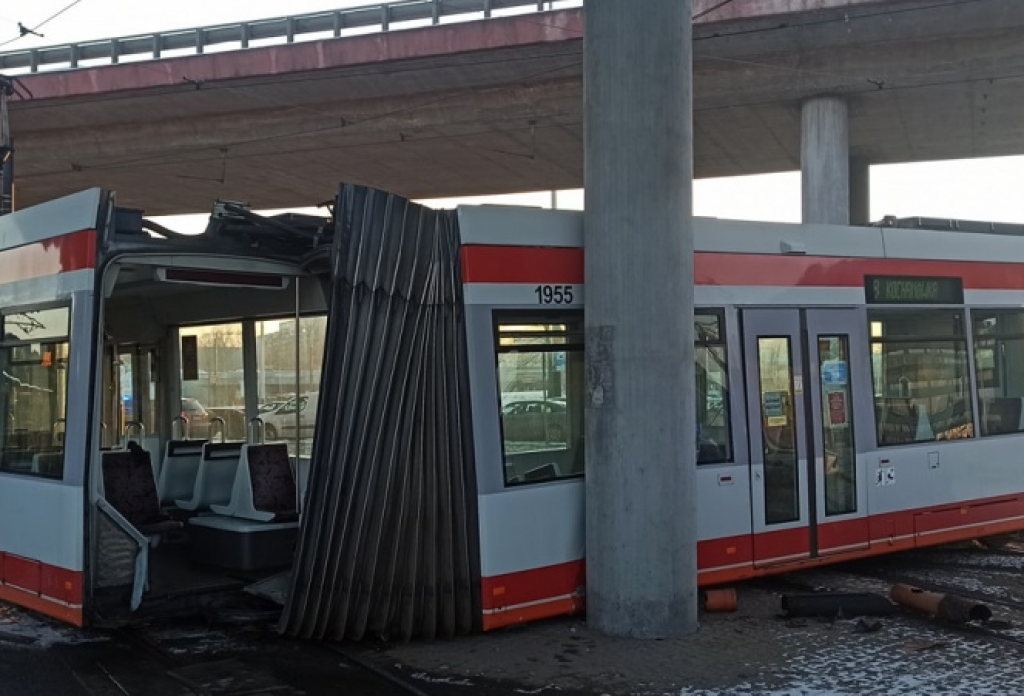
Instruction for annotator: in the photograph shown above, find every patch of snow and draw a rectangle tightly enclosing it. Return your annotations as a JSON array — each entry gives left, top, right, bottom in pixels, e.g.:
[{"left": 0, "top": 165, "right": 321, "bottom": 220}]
[
  {"left": 677, "top": 619, "right": 1024, "bottom": 696},
  {"left": 410, "top": 671, "right": 476, "bottom": 686},
  {"left": 0, "top": 604, "right": 109, "bottom": 648}
]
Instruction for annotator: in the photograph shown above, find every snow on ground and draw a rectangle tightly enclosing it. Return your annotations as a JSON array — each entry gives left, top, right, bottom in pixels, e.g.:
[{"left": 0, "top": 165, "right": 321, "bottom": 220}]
[
  {"left": 143, "top": 624, "right": 258, "bottom": 656},
  {"left": 0, "top": 604, "right": 109, "bottom": 648},
  {"left": 676, "top": 618, "right": 1024, "bottom": 696}
]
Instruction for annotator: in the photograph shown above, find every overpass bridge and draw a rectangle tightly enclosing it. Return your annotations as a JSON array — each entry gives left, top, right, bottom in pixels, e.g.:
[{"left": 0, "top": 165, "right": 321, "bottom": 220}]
[{"left": 2, "top": 0, "right": 1023, "bottom": 215}]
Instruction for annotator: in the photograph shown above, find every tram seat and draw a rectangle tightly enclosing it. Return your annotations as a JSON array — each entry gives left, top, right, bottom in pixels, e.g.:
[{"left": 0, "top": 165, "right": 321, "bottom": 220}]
[
  {"left": 877, "top": 398, "right": 940, "bottom": 444},
  {"left": 522, "top": 462, "right": 561, "bottom": 481},
  {"left": 209, "top": 443, "right": 298, "bottom": 522},
  {"left": 174, "top": 442, "right": 242, "bottom": 512},
  {"left": 101, "top": 446, "right": 183, "bottom": 537},
  {"left": 0, "top": 449, "right": 33, "bottom": 472},
  {"left": 915, "top": 404, "right": 935, "bottom": 441},
  {"left": 31, "top": 451, "right": 63, "bottom": 477},
  {"left": 980, "top": 397, "right": 1024, "bottom": 435},
  {"left": 876, "top": 398, "right": 920, "bottom": 445},
  {"left": 188, "top": 516, "right": 300, "bottom": 571},
  {"left": 156, "top": 439, "right": 207, "bottom": 505}
]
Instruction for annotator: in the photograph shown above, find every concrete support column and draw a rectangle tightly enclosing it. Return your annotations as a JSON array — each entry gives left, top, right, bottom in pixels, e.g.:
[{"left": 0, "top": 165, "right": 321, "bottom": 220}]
[
  {"left": 849, "top": 156, "right": 870, "bottom": 226},
  {"left": 583, "top": 0, "right": 696, "bottom": 638},
  {"left": 801, "top": 97, "right": 849, "bottom": 225}
]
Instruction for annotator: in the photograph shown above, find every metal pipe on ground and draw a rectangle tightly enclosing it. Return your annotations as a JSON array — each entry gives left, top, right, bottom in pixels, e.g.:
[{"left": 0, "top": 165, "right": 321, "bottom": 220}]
[
  {"left": 890, "top": 583, "right": 992, "bottom": 623},
  {"left": 781, "top": 592, "right": 895, "bottom": 618}
]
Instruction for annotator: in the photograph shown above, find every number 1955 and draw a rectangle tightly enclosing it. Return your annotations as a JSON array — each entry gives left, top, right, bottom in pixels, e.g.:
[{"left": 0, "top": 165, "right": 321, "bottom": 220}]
[{"left": 534, "top": 285, "right": 575, "bottom": 304}]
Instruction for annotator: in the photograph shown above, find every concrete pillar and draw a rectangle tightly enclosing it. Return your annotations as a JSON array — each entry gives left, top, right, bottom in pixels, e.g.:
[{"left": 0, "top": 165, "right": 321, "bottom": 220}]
[
  {"left": 801, "top": 97, "right": 849, "bottom": 225},
  {"left": 583, "top": 0, "right": 696, "bottom": 638},
  {"left": 849, "top": 156, "right": 870, "bottom": 226}
]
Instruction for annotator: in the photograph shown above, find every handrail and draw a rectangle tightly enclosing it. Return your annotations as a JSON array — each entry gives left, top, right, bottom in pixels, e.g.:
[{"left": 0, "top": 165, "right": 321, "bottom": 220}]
[
  {"left": 0, "top": 0, "right": 574, "bottom": 74},
  {"left": 248, "top": 416, "right": 266, "bottom": 445},
  {"left": 208, "top": 416, "right": 226, "bottom": 443}
]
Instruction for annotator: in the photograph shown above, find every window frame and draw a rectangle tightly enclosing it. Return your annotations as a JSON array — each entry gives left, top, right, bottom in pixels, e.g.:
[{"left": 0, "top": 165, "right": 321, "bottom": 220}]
[
  {"left": 0, "top": 302, "right": 73, "bottom": 480},
  {"left": 695, "top": 308, "right": 733, "bottom": 465},
  {"left": 492, "top": 310, "right": 584, "bottom": 488},
  {"left": 971, "top": 307, "right": 1024, "bottom": 438},
  {"left": 868, "top": 308, "right": 974, "bottom": 447}
]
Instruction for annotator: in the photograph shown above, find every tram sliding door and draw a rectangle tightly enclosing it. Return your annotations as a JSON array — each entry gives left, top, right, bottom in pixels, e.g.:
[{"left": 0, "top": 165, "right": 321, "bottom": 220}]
[{"left": 743, "top": 308, "right": 870, "bottom": 567}]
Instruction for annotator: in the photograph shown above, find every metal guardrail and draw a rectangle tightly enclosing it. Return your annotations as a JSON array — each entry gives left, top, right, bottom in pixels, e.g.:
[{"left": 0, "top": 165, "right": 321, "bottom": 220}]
[{"left": 0, "top": 0, "right": 579, "bottom": 74}]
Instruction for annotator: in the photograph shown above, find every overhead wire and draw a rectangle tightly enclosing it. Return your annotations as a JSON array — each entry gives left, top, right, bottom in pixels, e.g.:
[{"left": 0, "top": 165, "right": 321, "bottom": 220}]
[
  {"left": 0, "top": 0, "right": 85, "bottom": 50},
  {"left": 693, "top": 0, "right": 738, "bottom": 22}
]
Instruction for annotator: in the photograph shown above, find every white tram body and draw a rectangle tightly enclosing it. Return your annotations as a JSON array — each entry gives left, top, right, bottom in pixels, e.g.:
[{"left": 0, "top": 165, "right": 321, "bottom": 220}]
[
  {"left": 460, "top": 205, "right": 1024, "bottom": 629},
  {"left": 0, "top": 187, "right": 1022, "bottom": 636}
]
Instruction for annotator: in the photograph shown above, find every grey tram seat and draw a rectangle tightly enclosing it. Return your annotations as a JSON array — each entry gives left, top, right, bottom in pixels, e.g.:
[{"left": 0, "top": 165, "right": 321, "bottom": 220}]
[
  {"left": 31, "top": 451, "right": 63, "bottom": 477},
  {"left": 174, "top": 442, "right": 243, "bottom": 512},
  {"left": 156, "top": 439, "right": 207, "bottom": 505},
  {"left": 188, "top": 516, "right": 300, "bottom": 571},
  {"left": 210, "top": 443, "right": 298, "bottom": 522},
  {"left": 101, "top": 444, "right": 183, "bottom": 537},
  {"left": 980, "top": 396, "right": 1024, "bottom": 435},
  {"left": 876, "top": 398, "right": 923, "bottom": 445}
]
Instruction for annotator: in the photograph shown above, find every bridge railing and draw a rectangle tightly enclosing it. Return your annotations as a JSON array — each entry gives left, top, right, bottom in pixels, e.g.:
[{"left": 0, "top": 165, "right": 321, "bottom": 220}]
[{"left": 0, "top": 0, "right": 580, "bottom": 74}]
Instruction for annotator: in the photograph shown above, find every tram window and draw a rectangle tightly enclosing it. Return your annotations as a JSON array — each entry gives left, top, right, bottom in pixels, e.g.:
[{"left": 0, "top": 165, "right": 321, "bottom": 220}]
[
  {"left": 973, "top": 309, "right": 1024, "bottom": 436},
  {"left": 255, "top": 315, "right": 326, "bottom": 457},
  {"left": 495, "top": 314, "right": 584, "bottom": 486},
  {"left": 869, "top": 310, "right": 973, "bottom": 446},
  {"left": 0, "top": 307, "right": 71, "bottom": 478},
  {"left": 819, "top": 335, "right": 856, "bottom": 516},
  {"left": 696, "top": 311, "right": 732, "bottom": 464},
  {"left": 180, "top": 323, "right": 246, "bottom": 441}
]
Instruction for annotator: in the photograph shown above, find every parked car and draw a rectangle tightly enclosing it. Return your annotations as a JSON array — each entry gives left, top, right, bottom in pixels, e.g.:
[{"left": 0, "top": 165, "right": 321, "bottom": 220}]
[
  {"left": 180, "top": 397, "right": 209, "bottom": 433},
  {"left": 262, "top": 392, "right": 319, "bottom": 440},
  {"left": 500, "top": 399, "right": 567, "bottom": 443}
]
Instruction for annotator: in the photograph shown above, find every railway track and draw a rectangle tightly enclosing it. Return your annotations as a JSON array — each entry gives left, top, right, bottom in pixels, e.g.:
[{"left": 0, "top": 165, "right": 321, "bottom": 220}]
[{"left": 56, "top": 616, "right": 431, "bottom": 696}]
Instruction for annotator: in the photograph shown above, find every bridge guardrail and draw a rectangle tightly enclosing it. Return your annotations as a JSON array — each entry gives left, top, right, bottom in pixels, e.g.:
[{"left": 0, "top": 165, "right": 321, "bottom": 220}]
[{"left": 0, "top": 0, "right": 579, "bottom": 74}]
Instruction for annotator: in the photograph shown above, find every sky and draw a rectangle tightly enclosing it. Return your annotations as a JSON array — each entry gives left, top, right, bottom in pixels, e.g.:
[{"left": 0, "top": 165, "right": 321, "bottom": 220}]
[{"left": 4, "top": 0, "right": 1024, "bottom": 228}]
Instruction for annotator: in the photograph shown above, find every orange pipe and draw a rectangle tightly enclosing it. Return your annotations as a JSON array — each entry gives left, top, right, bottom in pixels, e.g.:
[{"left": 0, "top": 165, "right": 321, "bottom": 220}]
[{"left": 704, "top": 588, "right": 738, "bottom": 612}]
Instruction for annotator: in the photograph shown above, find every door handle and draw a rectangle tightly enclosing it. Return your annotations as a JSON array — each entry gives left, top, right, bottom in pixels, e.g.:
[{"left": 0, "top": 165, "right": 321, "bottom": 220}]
[{"left": 754, "top": 470, "right": 762, "bottom": 482}]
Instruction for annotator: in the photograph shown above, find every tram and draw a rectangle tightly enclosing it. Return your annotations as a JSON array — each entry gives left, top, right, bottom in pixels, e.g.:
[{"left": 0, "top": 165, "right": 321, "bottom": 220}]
[{"left": 2, "top": 185, "right": 1024, "bottom": 640}]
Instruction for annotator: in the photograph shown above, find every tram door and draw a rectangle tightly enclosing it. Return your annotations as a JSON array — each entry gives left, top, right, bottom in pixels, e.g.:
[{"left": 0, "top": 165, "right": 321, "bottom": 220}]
[{"left": 743, "top": 308, "right": 870, "bottom": 567}]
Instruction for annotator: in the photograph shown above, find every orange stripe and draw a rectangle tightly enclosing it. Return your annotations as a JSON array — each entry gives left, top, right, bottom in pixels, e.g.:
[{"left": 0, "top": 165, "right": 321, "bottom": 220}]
[
  {"left": 0, "top": 228, "right": 96, "bottom": 284},
  {"left": 0, "top": 583, "right": 83, "bottom": 626},
  {"left": 482, "top": 560, "right": 585, "bottom": 611},
  {"left": 0, "top": 553, "right": 84, "bottom": 619},
  {"left": 3, "top": 554, "right": 41, "bottom": 594},
  {"left": 460, "top": 247, "right": 1024, "bottom": 290},
  {"left": 482, "top": 596, "right": 584, "bottom": 631}
]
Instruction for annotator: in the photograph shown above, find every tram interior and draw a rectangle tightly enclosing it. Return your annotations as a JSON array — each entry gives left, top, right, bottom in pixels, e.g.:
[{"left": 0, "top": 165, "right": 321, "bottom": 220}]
[{"left": 92, "top": 243, "right": 329, "bottom": 619}]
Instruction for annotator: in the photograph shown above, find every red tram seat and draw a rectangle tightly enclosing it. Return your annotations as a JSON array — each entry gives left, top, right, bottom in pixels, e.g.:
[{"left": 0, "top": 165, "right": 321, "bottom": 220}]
[
  {"left": 101, "top": 444, "right": 183, "bottom": 537},
  {"left": 210, "top": 443, "right": 298, "bottom": 522}
]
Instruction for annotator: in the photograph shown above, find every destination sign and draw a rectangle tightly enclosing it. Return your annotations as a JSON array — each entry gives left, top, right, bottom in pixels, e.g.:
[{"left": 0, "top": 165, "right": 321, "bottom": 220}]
[{"left": 864, "top": 275, "right": 964, "bottom": 305}]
